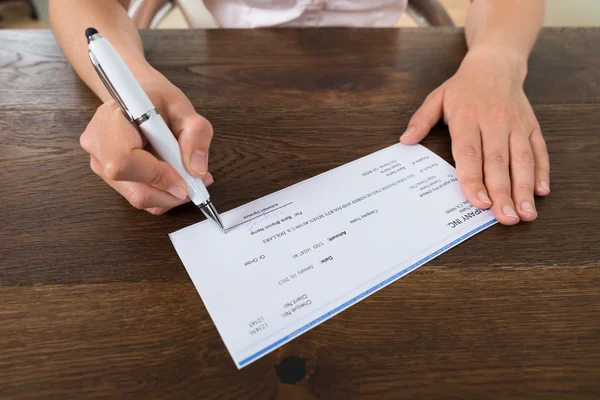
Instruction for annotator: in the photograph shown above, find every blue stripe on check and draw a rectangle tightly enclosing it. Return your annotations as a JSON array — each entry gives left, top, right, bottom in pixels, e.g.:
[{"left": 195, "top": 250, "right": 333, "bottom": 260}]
[{"left": 238, "top": 218, "right": 497, "bottom": 367}]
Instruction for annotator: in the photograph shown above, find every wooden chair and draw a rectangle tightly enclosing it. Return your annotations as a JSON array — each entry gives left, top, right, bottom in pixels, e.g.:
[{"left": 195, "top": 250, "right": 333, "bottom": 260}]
[
  {"left": 0, "top": 0, "right": 38, "bottom": 22},
  {"left": 406, "top": 0, "right": 454, "bottom": 27},
  {"left": 128, "top": 0, "right": 454, "bottom": 29}
]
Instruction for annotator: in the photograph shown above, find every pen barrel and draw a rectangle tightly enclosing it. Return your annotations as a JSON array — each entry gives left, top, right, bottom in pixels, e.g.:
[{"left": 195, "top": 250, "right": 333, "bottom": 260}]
[
  {"left": 88, "top": 37, "right": 154, "bottom": 119},
  {"left": 139, "top": 114, "right": 210, "bottom": 205}
]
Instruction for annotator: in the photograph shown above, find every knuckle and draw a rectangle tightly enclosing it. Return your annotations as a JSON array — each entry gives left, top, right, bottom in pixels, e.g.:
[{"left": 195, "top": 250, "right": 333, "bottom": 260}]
[
  {"left": 533, "top": 135, "right": 548, "bottom": 153},
  {"left": 89, "top": 158, "right": 101, "bottom": 175},
  {"left": 191, "top": 115, "right": 213, "bottom": 138},
  {"left": 79, "top": 132, "right": 92, "bottom": 153},
  {"left": 102, "top": 156, "right": 127, "bottom": 181},
  {"left": 419, "top": 88, "right": 441, "bottom": 110},
  {"left": 128, "top": 191, "right": 148, "bottom": 210},
  {"left": 529, "top": 118, "right": 541, "bottom": 131},
  {"left": 455, "top": 144, "right": 482, "bottom": 161},
  {"left": 415, "top": 108, "right": 436, "bottom": 123},
  {"left": 487, "top": 150, "right": 509, "bottom": 168},
  {"left": 425, "top": 88, "right": 439, "bottom": 101},
  {"left": 458, "top": 174, "right": 484, "bottom": 186},
  {"left": 149, "top": 166, "right": 166, "bottom": 187},
  {"left": 515, "top": 149, "right": 534, "bottom": 165},
  {"left": 489, "top": 106, "right": 510, "bottom": 124},
  {"left": 488, "top": 186, "right": 511, "bottom": 197},
  {"left": 514, "top": 183, "right": 534, "bottom": 193},
  {"left": 146, "top": 207, "right": 167, "bottom": 216},
  {"left": 457, "top": 104, "right": 478, "bottom": 122},
  {"left": 536, "top": 165, "right": 550, "bottom": 176}
]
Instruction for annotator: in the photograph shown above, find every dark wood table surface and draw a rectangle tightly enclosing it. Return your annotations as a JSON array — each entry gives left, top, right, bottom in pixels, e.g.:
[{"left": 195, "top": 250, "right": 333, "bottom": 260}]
[{"left": 1, "top": 27, "right": 599, "bottom": 399}]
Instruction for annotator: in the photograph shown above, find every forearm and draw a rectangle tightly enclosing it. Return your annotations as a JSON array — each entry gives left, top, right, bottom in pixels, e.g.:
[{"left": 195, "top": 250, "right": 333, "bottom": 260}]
[
  {"left": 465, "top": 0, "right": 545, "bottom": 80},
  {"left": 49, "top": 0, "right": 152, "bottom": 102}
]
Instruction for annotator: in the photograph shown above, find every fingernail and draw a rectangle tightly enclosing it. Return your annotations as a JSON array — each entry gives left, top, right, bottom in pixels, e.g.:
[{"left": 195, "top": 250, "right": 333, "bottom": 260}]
[
  {"left": 540, "top": 181, "right": 550, "bottom": 193},
  {"left": 401, "top": 127, "right": 416, "bottom": 140},
  {"left": 502, "top": 205, "right": 519, "bottom": 219},
  {"left": 477, "top": 191, "right": 492, "bottom": 204},
  {"left": 203, "top": 176, "right": 214, "bottom": 186},
  {"left": 168, "top": 185, "right": 188, "bottom": 200},
  {"left": 191, "top": 151, "right": 208, "bottom": 176},
  {"left": 521, "top": 202, "right": 536, "bottom": 215}
]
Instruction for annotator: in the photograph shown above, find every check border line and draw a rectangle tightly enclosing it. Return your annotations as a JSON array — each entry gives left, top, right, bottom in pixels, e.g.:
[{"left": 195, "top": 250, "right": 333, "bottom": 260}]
[{"left": 237, "top": 218, "right": 497, "bottom": 367}]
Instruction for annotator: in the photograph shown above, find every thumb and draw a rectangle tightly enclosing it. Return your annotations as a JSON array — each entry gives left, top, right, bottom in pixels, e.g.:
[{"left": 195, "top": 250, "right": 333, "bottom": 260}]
[
  {"left": 400, "top": 87, "right": 445, "bottom": 145},
  {"left": 170, "top": 110, "right": 214, "bottom": 178}
]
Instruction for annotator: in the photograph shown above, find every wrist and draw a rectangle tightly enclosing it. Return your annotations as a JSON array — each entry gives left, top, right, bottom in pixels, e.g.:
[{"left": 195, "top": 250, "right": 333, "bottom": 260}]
[
  {"left": 131, "top": 62, "right": 162, "bottom": 88},
  {"left": 463, "top": 45, "right": 529, "bottom": 85}
]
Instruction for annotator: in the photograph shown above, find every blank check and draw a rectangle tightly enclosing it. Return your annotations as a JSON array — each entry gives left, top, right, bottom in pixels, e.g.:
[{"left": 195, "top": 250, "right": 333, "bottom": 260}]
[{"left": 169, "top": 143, "right": 497, "bottom": 368}]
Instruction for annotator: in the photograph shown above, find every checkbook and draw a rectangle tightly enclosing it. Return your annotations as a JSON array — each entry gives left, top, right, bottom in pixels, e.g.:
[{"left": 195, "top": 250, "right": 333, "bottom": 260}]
[{"left": 169, "top": 143, "right": 497, "bottom": 368}]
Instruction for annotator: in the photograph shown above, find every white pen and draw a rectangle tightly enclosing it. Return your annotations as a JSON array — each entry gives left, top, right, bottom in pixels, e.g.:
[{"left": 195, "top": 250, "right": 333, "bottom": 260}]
[{"left": 85, "top": 27, "right": 225, "bottom": 231}]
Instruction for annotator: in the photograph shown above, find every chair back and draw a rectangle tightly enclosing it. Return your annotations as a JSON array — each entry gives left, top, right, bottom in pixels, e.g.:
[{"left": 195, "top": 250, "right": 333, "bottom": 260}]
[{"left": 406, "top": 0, "right": 454, "bottom": 27}]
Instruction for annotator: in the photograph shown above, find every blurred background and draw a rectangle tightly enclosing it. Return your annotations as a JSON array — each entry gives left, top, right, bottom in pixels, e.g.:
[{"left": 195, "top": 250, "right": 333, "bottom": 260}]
[{"left": 1, "top": 0, "right": 600, "bottom": 29}]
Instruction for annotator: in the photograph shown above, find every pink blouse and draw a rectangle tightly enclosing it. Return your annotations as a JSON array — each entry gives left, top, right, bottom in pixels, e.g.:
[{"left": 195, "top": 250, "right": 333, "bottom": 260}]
[{"left": 201, "top": 0, "right": 409, "bottom": 28}]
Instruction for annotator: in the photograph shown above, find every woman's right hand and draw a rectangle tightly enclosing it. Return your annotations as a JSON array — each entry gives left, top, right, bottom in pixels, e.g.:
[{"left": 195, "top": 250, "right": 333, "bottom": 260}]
[{"left": 80, "top": 69, "right": 214, "bottom": 215}]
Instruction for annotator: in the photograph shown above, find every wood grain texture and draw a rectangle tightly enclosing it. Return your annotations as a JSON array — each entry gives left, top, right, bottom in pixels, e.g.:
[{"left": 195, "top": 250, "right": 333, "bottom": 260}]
[
  {"left": 1, "top": 28, "right": 600, "bottom": 112},
  {"left": 1, "top": 28, "right": 600, "bottom": 399},
  {"left": 1, "top": 269, "right": 599, "bottom": 400}
]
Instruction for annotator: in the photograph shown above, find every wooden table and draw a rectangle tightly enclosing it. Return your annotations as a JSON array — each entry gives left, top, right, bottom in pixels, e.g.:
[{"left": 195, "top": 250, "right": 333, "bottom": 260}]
[{"left": 1, "top": 28, "right": 599, "bottom": 399}]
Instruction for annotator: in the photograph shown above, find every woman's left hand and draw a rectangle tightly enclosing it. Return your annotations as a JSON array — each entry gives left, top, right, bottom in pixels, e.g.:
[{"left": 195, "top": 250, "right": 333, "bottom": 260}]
[{"left": 400, "top": 46, "right": 550, "bottom": 225}]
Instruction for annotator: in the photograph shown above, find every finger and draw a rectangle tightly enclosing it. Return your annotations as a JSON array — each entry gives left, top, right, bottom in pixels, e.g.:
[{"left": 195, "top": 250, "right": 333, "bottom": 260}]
[
  {"left": 530, "top": 127, "right": 550, "bottom": 196},
  {"left": 164, "top": 96, "right": 214, "bottom": 177},
  {"left": 93, "top": 106, "right": 192, "bottom": 200},
  {"left": 400, "top": 88, "right": 444, "bottom": 144},
  {"left": 510, "top": 130, "right": 537, "bottom": 221},
  {"left": 103, "top": 148, "right": 190, "bottom": 200},
  {"left": 97, "top": 151, "right": 215, "bottom": 201},
  {"left": 176, "top": 114, "right": 214, "bottom": 178},
  {"left": 92, "top": 157, "right": 214, "bottom": 214},
  {"left": 80, "top": 102, "right": 122, "bottom": 159},
  {"left": 89, "top": 155, "right": 104, "bottom": 178},
  {"left": 97, "top": 103, "right": 144, "bottom": 155},
  {"left": 448, "top": 114, "right": 492, "bottom": 210},
  {"left": 145, "top": 207, "right": 169, "bottom": 216},
  {"left": 481, "top": 117, "right": 519, "bottom": 225},
  {"left": 113, "top": 173, "right": 214, "bottom": 212},
  {"left": 112, "top": 180, "right": 189, "bottom": 212},
  {"left": 92, "top": 156, "right": 186, "bottom": 209}
]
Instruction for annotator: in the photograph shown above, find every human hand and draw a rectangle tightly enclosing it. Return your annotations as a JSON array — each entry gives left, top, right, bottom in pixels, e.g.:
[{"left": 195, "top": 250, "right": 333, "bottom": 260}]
[
  {"left": 80, "top": 69, "right": 214, "bottom": 215},
  {"left": 400, "top": 46, "right": 550, "bottom": 225}
]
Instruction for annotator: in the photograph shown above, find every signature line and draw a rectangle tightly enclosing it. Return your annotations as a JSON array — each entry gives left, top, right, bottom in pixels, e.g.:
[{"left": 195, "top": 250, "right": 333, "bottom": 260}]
[{"left": 225, "top": 202, "right": 294, "bottom": 232}]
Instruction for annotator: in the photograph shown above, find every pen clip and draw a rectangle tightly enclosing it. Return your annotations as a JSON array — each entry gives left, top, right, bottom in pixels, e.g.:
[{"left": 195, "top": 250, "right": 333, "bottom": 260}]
[{"left": 88, "top": 51, "right": 134, "bottom": 123}]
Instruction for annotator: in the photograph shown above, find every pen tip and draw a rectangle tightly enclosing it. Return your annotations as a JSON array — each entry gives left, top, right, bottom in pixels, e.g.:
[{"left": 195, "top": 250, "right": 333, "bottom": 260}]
[{"left": 200, "top": 201, "right": 226, "bottom": 232}]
